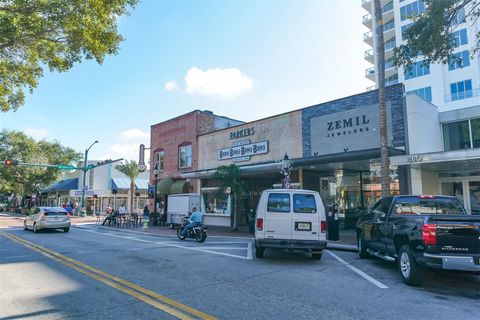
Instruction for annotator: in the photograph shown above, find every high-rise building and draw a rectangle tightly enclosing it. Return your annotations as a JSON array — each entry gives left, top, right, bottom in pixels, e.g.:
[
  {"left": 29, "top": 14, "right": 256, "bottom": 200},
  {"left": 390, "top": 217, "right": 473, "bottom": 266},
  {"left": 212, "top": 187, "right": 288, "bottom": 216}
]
[{"left": 362, "top": 0, "right": 480, "bottom": 111}]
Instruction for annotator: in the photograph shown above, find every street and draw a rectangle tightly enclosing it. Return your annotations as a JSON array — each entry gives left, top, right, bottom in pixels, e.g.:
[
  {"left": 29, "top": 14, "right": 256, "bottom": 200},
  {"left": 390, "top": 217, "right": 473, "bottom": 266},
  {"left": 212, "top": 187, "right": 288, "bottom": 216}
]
[{"left": 1, "top": 224, "right": 479, "bottom": 320}]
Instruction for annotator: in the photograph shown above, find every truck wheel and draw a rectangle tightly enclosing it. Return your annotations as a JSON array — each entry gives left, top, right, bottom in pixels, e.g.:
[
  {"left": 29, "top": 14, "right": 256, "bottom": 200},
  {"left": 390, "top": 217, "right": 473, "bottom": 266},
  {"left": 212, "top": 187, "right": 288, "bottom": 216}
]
[
  {"left": 358, "top": 233, "right": 369, "bottom": 259},
  {"left": 398, "top": 245, "right": 425, "bottom": 286},
  {"left": 255, "top": 246, "right": 264, "bottom": 258},
  {"left": 311, "top": 251, "right": 323, "bottom": 260}
]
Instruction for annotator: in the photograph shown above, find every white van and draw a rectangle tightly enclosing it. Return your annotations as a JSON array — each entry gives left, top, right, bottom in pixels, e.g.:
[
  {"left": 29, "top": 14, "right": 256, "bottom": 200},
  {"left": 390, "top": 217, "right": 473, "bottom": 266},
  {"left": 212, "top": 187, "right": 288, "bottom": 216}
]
[{"left": 254, "top": 189, "right": 327, "bottom": 260}]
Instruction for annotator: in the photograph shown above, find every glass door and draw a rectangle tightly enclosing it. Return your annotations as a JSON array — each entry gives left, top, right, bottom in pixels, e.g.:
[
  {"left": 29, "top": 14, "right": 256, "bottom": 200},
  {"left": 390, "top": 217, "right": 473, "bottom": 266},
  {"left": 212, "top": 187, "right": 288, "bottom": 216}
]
[{"left": 468, "top": 181, "right": 480, "bottom": 215}]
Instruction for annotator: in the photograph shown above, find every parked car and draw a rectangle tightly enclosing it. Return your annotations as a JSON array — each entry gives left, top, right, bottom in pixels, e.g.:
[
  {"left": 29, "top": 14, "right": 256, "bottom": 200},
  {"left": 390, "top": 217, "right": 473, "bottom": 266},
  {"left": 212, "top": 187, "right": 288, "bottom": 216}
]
[
  {"left": 24, "top": 207, "right": 71, "bottom": 233},
  {"left": 254, "top": 189, "right": 327, "bottom": 260},
  {"left": 356, "top": 195, "right": 480, "bottom": 286}
]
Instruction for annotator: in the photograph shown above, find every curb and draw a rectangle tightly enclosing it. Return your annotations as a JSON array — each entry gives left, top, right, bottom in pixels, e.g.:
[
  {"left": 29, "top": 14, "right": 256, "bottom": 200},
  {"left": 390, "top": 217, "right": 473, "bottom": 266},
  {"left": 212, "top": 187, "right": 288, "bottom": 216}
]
[{"left": 327, "top": 243, "right": 358, "bottom": 253}]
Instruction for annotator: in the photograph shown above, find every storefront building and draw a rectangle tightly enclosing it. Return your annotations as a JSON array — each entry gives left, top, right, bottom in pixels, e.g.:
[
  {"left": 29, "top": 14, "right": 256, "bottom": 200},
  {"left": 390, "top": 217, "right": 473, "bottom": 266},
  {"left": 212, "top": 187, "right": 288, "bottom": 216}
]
[
  {"left": 183, "top": 84, "right": 409, "bottom": 228},
  {"left": 391, "top": 100, "right": 480, "bottom": 214}
]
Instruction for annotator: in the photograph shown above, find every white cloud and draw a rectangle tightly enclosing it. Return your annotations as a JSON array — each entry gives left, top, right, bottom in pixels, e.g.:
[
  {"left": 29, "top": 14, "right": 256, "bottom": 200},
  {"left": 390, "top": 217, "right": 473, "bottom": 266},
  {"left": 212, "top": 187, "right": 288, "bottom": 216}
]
[
  {"left": 164, "top": 80, "right": 179, "bottom": 92},
  {"left": 24, "top": 128, "right": 49, "bottom": 140},
  {"left": 184, "top": 67, "right": 253, "bottom": 99},
  {"left": 99, "top": 143, "right": 150, "bottom": 163},
  {"left": 120, "top": 129, "right": 149, "bottom": 140}
]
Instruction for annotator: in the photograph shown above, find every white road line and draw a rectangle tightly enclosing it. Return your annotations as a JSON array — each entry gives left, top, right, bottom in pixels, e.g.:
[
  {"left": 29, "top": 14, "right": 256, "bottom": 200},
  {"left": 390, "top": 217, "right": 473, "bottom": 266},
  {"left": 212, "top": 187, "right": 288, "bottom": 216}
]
[
  {"left": 247, "top": 241, "right": 253, "bottom": 260},
  {"left": 58, "top": 244, "right": 83, "bottom": 247},
  {"left": 77, "top": 228, "right": 252, "bottom": 260},
  {"left": 5, "top": 255, "right": 31, "bottom": 259},
  {"left": 326, "top": 250, "right": 389, "bottom": 289}
]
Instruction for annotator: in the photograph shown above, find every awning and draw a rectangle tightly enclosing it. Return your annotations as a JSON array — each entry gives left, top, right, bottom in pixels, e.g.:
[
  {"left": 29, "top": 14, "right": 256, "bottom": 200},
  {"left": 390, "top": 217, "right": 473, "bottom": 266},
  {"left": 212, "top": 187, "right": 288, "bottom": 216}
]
[
  {"left": 157, "top": 178, "right": 174, "bottom": 195},
  {"left": 112, "top": 178, "right": 149, "bottom": 191},
  {"left": 44, "top": 178, "right": 78, "bottom": 192},
  {"left": 170, "top": 181, "right": 190, "bottom": 194}
]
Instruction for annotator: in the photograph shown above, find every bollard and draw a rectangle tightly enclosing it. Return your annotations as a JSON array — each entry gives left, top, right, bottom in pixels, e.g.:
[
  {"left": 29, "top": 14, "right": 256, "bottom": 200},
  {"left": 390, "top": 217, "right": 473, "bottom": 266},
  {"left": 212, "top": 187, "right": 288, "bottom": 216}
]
[{"left": 143, "top": 217, "right": 149, "bottom": 229}]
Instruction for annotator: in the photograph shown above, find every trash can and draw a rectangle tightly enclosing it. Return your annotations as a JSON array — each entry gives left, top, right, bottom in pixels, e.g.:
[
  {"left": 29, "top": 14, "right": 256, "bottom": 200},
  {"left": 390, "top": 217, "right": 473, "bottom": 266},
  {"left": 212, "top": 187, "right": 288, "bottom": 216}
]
[{"left": 326, "top": 204, "right": 339, "bottom": 241}]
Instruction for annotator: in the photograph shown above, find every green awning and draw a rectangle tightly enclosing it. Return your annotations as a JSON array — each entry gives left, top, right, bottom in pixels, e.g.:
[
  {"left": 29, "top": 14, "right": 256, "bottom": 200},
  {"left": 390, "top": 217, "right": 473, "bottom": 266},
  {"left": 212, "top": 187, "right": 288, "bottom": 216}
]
[
  {"left": 157, "top": 178, "right": 174, "bottom": 195},
  {"left": 170, "top": 181, "right": 190, "bottom": 194}
]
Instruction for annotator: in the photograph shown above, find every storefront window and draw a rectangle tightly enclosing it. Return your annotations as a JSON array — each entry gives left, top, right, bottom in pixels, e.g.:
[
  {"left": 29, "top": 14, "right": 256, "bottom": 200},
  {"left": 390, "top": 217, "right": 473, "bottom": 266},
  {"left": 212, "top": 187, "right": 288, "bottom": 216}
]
[
  {"left": 201, "top": 190, "right": 231, "bottom": 214},
  {"left": 443, "top": 120, "right": 471, "bottom": 151},
  {"left": 471, "top": 118, "right": 480, "bottom": 148}
]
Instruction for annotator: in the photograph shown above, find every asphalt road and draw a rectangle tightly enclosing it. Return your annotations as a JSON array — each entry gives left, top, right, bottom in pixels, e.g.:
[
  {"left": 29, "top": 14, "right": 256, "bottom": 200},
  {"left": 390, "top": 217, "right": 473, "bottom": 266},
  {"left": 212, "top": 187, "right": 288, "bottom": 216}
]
[{"left": 1, "top": 224, "right": 479, "bottom": 320}]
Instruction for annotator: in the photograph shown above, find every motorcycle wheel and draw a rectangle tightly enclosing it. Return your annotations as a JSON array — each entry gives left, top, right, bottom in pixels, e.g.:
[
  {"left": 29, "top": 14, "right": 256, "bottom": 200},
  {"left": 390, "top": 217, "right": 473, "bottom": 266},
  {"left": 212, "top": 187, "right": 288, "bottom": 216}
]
[
  {"left": 177, "top": 227, "right": 186, "bottom": 240},
  {"left": 196, "top": 230, "right": 207, "bottom": 243}
]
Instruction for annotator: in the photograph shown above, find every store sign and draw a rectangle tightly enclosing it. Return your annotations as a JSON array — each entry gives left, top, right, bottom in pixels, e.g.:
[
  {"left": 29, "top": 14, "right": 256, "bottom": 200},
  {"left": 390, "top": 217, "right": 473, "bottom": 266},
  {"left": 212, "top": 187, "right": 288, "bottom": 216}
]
[
  {"left": 218, "top": 140, "right": 269, "bottom": 162},
  {"left": 310, "top": 104, "right": 392, "bottom": 156},
  {"left": 230, "top": 127, "right": 255, "bottom": 140}
]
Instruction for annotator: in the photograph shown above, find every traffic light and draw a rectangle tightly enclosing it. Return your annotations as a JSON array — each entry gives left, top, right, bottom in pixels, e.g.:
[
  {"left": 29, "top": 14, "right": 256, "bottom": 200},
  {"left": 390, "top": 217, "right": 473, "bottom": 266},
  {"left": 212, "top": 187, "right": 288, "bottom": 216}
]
[{"left": 4, "top": 159, "right": 19, "bottom": 165}]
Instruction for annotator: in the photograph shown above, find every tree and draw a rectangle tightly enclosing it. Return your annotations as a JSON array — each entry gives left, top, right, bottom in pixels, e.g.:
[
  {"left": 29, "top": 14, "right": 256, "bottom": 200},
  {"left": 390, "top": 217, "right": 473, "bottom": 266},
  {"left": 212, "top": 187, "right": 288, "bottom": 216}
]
[
  {"left": 374, "top": 0, "right": 390, "bottom": 197},
  {"left": 394, "top": 0, "right": 477, "bottom": 69},
  {"left": 0, "top": 0, "right": 138, "bottom": 112},
  {"left": 212, "top": 164, "right": 247, "bottom": 231},
  {"left": 0, "top": 129, "right": 81, "bottom": 196},
  {"left": 115, "top": 160, "right": 139, "bottom": 213}
]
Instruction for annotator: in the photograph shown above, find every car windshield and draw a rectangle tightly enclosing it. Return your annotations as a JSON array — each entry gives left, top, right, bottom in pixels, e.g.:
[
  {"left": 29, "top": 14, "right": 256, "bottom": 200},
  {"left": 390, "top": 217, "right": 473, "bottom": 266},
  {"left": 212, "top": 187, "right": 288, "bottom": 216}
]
[{"left": 393, "top": 197, "right": 465, "bottom": 215}]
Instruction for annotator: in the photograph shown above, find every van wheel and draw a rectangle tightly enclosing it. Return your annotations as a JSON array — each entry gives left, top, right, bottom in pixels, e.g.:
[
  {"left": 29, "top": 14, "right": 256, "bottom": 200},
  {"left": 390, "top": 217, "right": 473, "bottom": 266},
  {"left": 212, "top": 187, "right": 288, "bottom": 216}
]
[
  {"left": 312, "top": 252, "right": 323, "bottom": 260},
  {"left": 358, "top": 233, "right": 369, "bottom": 259},
  {"left": 398, "top": 245, "right": 425, "bottom": 286},
  {"left": 33, "top": 223, "right": 38, "bottom": 233},
  {"left": 255, "top": 246, "right": 264, "bottom": 258},
  {"left": 64, "top": 227, "right": 70, "bottom": 233}
]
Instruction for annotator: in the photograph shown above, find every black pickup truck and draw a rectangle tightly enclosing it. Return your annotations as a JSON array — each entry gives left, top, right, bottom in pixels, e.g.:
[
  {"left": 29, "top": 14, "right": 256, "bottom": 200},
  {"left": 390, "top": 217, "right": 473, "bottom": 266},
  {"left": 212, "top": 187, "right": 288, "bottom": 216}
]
[{"left": 356, "top": 195, "right": 480, "bottom": 286}]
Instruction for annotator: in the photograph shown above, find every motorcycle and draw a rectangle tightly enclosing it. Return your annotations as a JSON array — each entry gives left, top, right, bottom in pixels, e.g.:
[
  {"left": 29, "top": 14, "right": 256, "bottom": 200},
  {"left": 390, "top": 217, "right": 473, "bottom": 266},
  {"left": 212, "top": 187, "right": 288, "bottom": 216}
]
[{"left": 176, "top": 216, "right": 208, "bottom": 243}]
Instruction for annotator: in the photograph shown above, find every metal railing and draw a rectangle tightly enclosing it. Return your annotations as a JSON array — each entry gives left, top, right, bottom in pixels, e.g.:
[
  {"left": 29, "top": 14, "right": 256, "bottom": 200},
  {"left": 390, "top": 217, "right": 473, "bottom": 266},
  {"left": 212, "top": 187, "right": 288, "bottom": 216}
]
[
  {"left": 365, "top": 49, "right": 373, "bottom": 59},
  {"left": 445, "top": 89, "right": 479, "bottom": 102},
  {"left": 361, "top": 0, "right": 371, "bottom": 6},
  {"left": 363, "top": 13, "right": 372, "bottom": 24},
  {"left": 365, "top": 67, "right": 375, "bottom": 76},
  {"left": 364, "top": 31, "right": 373, "bottom": 42}
]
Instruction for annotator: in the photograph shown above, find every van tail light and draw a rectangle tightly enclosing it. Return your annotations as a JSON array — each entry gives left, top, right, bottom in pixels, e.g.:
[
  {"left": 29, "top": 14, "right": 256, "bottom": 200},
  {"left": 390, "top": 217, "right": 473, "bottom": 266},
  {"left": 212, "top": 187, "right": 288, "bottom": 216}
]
[
  {"left": 39, "top": 213, "right": 45, "bottom": 220},
  {"left": 422, "top": 223, "right": 437, "bottom": 245},
  {"left": 320, "top": 221, "right": 327, "bottom": 233},
  {"left": 256, "top": 218, "right": 263, "bottom": 231}
]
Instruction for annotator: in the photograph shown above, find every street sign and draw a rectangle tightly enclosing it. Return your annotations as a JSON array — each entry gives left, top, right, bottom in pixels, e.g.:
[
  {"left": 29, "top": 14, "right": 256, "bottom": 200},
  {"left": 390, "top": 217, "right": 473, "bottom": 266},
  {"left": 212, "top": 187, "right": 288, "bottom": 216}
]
[
  {"left": 56, "top": 164, "right": 77, "bottom": 170},
  {"left": 83, "top": 186, "right": 88, "bottom": 191},
  {"left": 138, "top": 163, "right": 147, "bottom": 172}
]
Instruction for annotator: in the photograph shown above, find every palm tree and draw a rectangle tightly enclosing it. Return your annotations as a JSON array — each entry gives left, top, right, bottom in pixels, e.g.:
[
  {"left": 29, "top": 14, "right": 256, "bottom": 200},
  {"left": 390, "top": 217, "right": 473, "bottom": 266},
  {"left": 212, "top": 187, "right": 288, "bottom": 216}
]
[
  {"left": 212, "top": 164, "right": 246, "bottom": 231},
  {"left": 374, "top": 0, "right": 390, "bottom": 197},
  {"left": 115, "top": 160, "right": 140, "bottom": 213}
]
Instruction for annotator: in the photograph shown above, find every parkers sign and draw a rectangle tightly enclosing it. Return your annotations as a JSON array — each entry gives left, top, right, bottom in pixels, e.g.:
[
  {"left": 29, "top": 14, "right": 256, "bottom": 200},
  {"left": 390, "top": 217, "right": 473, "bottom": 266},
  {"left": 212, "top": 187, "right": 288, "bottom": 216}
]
[{"left": 218, "top": 140, "right": 269, "bottom": 161}]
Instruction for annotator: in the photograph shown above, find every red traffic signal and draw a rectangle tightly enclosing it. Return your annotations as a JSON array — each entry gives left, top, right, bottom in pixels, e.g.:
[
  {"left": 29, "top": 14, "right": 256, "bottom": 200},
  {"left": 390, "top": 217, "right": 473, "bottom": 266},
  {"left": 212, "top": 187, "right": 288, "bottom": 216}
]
[{"left": 4, "top": 159, "right": 19, "bottom": 165}]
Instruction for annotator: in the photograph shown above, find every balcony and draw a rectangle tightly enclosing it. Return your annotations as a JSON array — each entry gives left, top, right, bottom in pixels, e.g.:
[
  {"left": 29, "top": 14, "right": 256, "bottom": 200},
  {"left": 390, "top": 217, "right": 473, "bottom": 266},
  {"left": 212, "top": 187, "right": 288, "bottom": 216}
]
[
  {"left": 445, "top": 89, "right": 479, "bottom": 102},
  {"left": 366, "top": 85, "right": 376, "bottom": 91},
  {"left": 365, "top": 67, "right": 376, "bottom": 81},
  {"left": 364, "top": 49, "right": 374, "bottom": 63},
  {"left": 363, "top": 31, "right": 373, "bottom": 46},
  {"left": 363, "top": 13, "right": 372, "bottom": 29},
  {"left": 362, "top": 0, "right": 371, "bottom": 11}
]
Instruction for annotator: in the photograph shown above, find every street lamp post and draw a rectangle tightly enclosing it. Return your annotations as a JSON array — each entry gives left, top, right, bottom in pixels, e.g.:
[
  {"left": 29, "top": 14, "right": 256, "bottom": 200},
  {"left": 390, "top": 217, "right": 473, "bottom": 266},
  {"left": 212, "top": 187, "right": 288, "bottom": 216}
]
[
  {"left": 80, "top": 140, "right": 99, "bottom": 216},
  {"left": 280, "top": 153, "right": 293, "bottom": 189},
  {"left": 153, "top": 162, "right": 159, "bottom": 225}
]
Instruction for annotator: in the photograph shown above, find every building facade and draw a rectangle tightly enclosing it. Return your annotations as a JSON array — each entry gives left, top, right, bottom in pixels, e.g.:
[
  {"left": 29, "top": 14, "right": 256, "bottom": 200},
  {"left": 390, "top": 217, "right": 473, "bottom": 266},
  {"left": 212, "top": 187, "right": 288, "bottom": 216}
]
[{"left": 362, "top": 0, "right": 480, "bottom": 112}]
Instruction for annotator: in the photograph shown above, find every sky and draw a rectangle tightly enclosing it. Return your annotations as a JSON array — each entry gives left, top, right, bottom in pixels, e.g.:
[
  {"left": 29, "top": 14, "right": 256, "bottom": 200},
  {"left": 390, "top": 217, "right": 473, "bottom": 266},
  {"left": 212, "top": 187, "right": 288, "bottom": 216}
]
[{"left": 0, "top": 0, "right": 371, "bottom": 163}]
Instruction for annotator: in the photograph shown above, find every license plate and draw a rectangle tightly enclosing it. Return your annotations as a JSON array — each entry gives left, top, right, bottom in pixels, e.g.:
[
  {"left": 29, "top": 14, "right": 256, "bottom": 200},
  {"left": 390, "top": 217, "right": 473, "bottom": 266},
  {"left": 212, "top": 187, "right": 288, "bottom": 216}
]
[{"left": 295, "top": 222, "right": 311, "bottom": 231}]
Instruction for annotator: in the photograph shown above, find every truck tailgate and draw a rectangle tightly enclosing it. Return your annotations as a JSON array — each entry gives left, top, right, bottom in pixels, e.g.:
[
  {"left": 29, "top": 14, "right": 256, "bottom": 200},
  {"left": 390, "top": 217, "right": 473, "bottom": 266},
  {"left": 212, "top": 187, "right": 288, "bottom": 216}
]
[{"left": 429, "top": 215, "right": 480, "bottom": 255}]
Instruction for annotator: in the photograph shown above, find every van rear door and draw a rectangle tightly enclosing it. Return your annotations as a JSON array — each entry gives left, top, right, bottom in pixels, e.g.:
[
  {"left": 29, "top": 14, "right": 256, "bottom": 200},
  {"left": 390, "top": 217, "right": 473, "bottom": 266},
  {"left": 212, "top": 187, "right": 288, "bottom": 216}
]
[
  {"left": 291, "top": 192, "right": 320, "bottom": 240},
  {"left": 263, "top": 192, "right": 292, "bottom": 240}
]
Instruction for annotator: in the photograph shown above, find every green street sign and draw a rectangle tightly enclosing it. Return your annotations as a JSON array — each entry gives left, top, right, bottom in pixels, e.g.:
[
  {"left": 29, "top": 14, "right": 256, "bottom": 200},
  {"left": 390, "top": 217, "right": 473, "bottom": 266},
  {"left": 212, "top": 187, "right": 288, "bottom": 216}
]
[{"left": 56, "top": 164, "right": 77, "bottom": 170}]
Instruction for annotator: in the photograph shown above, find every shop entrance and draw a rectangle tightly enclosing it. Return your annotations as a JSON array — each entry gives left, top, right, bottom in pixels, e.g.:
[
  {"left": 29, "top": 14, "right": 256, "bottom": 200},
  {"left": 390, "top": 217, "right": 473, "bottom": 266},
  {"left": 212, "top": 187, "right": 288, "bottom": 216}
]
[{"left": 440, "top": 176, "right": 480, "bottom": 214}]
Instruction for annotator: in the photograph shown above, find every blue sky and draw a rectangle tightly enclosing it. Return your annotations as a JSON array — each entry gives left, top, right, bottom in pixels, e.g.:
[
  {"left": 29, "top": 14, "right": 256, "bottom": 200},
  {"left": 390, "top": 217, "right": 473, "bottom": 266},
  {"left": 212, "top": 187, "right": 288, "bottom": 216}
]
[{"left": 0, "top": 0, "right": 371, "bottom": 162}]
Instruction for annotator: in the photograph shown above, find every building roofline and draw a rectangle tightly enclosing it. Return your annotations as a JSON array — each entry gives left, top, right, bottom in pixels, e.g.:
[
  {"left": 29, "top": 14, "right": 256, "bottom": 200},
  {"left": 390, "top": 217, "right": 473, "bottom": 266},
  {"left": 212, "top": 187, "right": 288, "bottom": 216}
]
[{"left": 150, "top": 109, "right": 244, "bottom": 128}]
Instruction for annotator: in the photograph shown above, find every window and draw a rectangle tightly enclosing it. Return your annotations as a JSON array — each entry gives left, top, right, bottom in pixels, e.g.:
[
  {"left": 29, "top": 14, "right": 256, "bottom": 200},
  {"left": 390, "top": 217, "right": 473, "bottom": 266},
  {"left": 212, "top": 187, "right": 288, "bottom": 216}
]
[
  {"left": 382, "top": 1, "right": 394, "bottom": 13},
  {"left": 404, "top": 61, "right": 430, "bottom": 80},
  {"left": 383, "top": 19, "right": 395, "bottom": 32},
  {"left": 178, "top": 144, "right": 192, "bottom": 168},
  {"left": 407, "top": 87, "right": 432, "bottom": 102},
  {"left": 443, "top": 120, "right": 471, "bottom": 150},
  {"left": 385, "top": 57, "right": 395, "bottom": 70},
  {"left": 385, "top": 73, "right": 399, "bottom": 86},
  {"left": 450, "top": 79, "right": 472, "bottom": 101},
  {"left": 401, "top": 23, "right": 413, "bottom": 40},
  {"left": 384, "top": 37, "right": 396, "bottom": 51},
  {"left": 452, "top": 29, "right": 468, "bottom": 47},
  {"left": 267, "top": 193, "right": 290, "bottom": 213},
  {"left": 393, "top": 197, "right": 465, "bottom": 215},
  {"left": 293, "top": 194, "right": 317, "bottom": 214},
  {"left": 448, "top": 50, "right": 470, "bottom": 71},
  {"left": 400, "top": 1, "right": 426, "bottom": 21},
  {"left": 371, "top": 198, "right": 391, "bottom": 221},
  {"left": 154, "top": 150, "right": 165, "bottom": 171},
  {"left": 472, "top": 118, "right": 480, "bottom": 148},
  {"left": 451, "top": 7, "right": 466, "bottom": 26}
]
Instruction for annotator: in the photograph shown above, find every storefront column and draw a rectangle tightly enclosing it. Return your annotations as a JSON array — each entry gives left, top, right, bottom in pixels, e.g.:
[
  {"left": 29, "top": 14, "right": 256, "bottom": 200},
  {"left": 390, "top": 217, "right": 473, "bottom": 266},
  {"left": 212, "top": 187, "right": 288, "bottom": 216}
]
[
  {"left": 299, "top": 169, "right": 304, "bottom": 189},
  {"left": 410, "top": 167, "right": 423, "bottom": 195},
  {"left": 410, "top": 167, "right": 440, "bottom": 195}
]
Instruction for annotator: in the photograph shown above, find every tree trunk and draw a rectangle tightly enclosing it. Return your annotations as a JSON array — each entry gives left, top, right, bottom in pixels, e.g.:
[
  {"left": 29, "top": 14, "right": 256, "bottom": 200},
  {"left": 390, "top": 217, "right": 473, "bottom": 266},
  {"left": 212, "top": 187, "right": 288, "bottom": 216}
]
[
  {"left": 130, "top": 181, "right": 135, "bottom": 213},
  {"left": 374, "top": 0, "right": 390, "bottom": 197}
]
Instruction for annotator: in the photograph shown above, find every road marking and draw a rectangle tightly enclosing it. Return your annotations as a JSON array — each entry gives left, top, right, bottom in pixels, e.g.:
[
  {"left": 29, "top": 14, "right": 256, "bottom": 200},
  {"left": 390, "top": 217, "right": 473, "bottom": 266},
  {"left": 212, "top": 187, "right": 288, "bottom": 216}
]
[
  {"left": 79, "top": 228, "right": 252, "bottom": 260},
  {"left": 1, "top": 232, "right": 217, "bottom": 320},
  {"left": 4, "top": 255, "right": 31, "bottom": 259},
  {"left": 247, "top": 241, "right": 253, "bottom": 260},
  {"left": 326, "top": 250, "right": 389, "bottom": 289}
]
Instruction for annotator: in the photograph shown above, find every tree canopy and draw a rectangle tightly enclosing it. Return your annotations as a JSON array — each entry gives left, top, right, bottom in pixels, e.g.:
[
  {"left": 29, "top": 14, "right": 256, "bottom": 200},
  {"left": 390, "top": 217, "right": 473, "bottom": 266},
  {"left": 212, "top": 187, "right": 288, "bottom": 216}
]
[
  {"left": 115, "top": 160, "right": 139, "bottom": 213},
  {"left": 0, "top": 129, "right": 81, "bottom": 195},
  {"left": 0, "top": 0, "right": 138, "bottom": 112},
  {"left": 394, "top": 0, "right": 478, "bottom": 69}
]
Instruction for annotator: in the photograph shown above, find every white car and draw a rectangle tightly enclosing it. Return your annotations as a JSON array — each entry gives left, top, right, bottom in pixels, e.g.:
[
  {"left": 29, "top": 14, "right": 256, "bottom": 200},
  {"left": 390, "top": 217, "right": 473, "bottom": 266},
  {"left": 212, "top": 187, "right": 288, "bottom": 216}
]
[
  {"left": 24, "top": 207, "right": 71, "bottom": 233},
  {"left": 254, "top": 189, "right": 327, "bottom": 260}
]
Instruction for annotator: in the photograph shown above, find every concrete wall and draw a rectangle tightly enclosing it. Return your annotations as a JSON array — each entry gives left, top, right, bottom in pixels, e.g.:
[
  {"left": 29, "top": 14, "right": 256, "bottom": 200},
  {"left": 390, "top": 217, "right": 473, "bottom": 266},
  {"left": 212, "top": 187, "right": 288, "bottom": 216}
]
[
  {"left": 198, "top": 111, "right": 302, "bottom": 169},
  {"left": 405, "top": 93, "right": 442, "bottom": 154}
]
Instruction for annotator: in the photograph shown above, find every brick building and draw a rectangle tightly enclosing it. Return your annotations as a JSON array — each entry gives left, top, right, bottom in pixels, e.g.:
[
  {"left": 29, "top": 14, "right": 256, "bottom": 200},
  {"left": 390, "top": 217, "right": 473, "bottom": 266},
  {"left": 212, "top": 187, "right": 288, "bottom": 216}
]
[{"left": 149, "top": 110, "right": 243, "bottom": 213}]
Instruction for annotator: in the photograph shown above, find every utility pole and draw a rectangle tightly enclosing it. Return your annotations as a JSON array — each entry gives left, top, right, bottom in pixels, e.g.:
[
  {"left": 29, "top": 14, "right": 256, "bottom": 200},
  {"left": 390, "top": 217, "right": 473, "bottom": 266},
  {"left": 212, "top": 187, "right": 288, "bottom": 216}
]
[{"left": 80, "top": 141, "right": 99, "bottom": 216}]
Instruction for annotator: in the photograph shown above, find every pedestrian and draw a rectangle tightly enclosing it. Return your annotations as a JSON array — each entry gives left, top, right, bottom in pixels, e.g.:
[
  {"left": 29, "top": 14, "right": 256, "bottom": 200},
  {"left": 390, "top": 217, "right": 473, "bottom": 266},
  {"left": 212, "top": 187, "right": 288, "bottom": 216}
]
[
  {"left": 119, "top": 204, "right": 126, "bottom": 215},
  {"left": 143, "top": 205, "right": 149, "bottom": 218}
]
